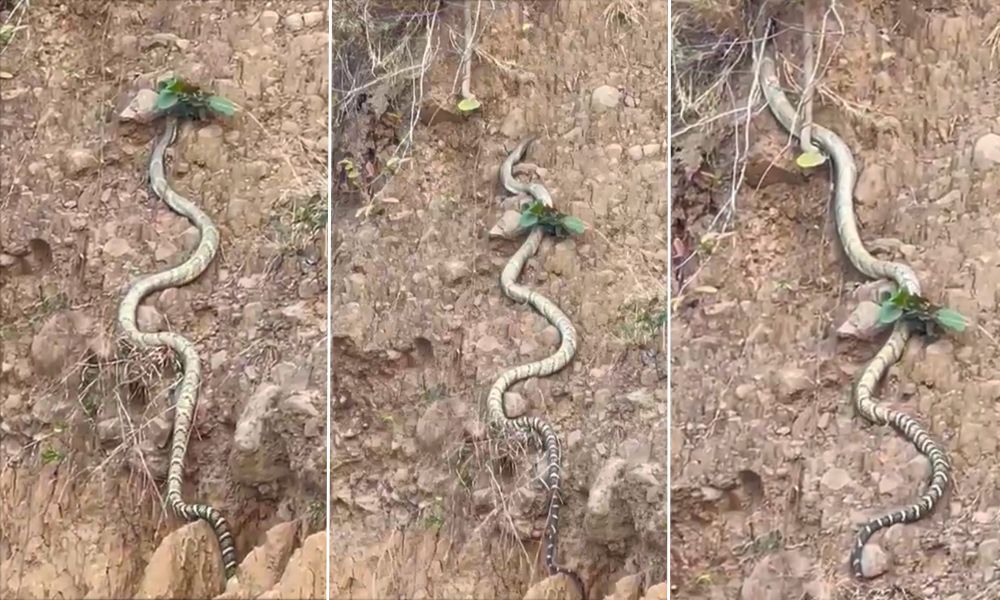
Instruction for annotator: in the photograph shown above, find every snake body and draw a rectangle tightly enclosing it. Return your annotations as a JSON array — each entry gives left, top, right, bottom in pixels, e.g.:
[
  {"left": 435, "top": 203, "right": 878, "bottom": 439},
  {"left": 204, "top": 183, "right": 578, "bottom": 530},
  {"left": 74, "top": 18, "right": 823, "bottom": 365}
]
[
  {"left": 489, "top": 138, "right": 584, "bottom": 595},
  {"left": 118, "top": 116, "right": 237, "bottom": 578},
  {"left": 758, "top": 29, "right": 950, "bottom": 578}
]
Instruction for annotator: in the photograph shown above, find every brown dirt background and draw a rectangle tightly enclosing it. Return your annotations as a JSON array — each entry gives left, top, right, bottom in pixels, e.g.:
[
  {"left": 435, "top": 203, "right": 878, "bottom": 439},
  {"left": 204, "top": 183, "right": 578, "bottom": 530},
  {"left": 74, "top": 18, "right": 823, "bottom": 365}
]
[
  {"left": 1, "top": 1, "right": 327, "bottom": 597},
  {"left": 333, "top": 0, "right": 666, "bottom": 598},
  {"left": 672, "top": 1, "right": 1000, "bottom": 598}
]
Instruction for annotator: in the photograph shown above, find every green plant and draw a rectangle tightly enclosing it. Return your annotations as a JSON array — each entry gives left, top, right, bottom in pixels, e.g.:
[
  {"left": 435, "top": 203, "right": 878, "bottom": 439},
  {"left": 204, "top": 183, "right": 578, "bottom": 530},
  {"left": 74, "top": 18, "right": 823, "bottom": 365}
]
[
  {"left": 518, "top": 200, "right": 585, "bottom": 237},
  {"left": 877, "top": 288, "right": 967, "bottom": 334},
  {"left": 293, "top": 196, "right": 327, "bottom": 233},
  {"left": 337, "top": 158, "right": 361, "bottom": 189},
  {"left": 0, "top": 24, "right": 22, "bottom": 47},
  {"left": 156, "top": 77, "right": 236, "bottom": 120},
  {"left": 423, "top": 497, "right": 445, "bottom": 530},
  {"left": 40, "top": 447, "right": 63, "bottom": 465},
  {"left": 456, "top": 97, "right": 481, "bottom": 114}
]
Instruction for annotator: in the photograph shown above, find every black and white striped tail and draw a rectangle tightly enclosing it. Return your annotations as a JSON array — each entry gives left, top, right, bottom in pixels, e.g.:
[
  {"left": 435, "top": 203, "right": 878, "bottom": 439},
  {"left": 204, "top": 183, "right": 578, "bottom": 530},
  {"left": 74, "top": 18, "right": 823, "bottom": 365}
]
[
  {"left": 511, "top": 416, "right": 586, "bottom": 598},
  {"left": 848, "top": 410, "right": 950, "bottom": 577},
  {"left": 168, "top": 493, "right": 238, "bottom": 578}
]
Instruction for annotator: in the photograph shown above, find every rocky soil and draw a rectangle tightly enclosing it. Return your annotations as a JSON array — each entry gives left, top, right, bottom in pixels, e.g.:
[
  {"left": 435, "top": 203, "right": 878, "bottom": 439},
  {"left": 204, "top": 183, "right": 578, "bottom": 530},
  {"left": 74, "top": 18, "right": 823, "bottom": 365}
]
[
  {"left": 1, "top": 2, "right": 327, "bottom": 598},
  {"left": 333, "top": 1, "right": 666, "bottom": 598},
  {"left": 672, "top": 2, "right": 1000, "bottom": 599}
]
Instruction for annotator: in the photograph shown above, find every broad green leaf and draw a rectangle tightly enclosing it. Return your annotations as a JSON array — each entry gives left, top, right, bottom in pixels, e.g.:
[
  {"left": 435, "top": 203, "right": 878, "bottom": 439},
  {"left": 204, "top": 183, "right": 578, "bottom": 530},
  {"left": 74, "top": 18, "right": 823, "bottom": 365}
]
[
  {"left": 795, "top": 149, "right": 826, "bottom": 169},
  {"left": 156, "top": 92, "right": 179, "bottom": 110},
  {"left": 207, "top": 95, "right": 236, "bottom": 116},
  {"left": 0, "top": 25, "right": 15, "bottom": 45},
  {"left": 40, "top": 448, "right": 62, "bottom": 465},
  {"left": 457, "top": 97, "right": 481, "bottom": 113},
  {"left": 877, "top": 302, "right": 903, "bottom": 325},
  {"left": 933, "top": 308, "right": 967, "bottom": 332},
  {"left": 519, "top": 212, "right": 539, "bottom": 228},
  {"left": 560, "top": 215, "right": 585, "bottom": 235}
]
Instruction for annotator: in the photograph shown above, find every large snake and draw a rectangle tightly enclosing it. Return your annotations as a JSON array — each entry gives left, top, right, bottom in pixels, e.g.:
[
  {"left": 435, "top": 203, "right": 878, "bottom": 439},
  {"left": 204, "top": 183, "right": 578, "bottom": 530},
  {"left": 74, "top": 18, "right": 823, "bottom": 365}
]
[
  {"left": 757, "top": 25, "right": 950, "bottom": 578},
  {"left": 488, "top": 137, "right": 585, "bottom": 596},
  {"left": 118, "top": 115, "right": 238, "bottom": 579}
]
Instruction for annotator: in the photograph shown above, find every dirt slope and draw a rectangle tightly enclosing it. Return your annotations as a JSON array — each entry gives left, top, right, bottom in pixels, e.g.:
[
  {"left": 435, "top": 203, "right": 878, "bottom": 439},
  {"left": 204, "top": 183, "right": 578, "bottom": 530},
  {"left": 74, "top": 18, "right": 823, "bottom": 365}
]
[
  {"left": 672, "top": 2, "right": 1000, "bottom": 598},
  {"left": 1, "top": 2, "right": 327, "bottom": 597},
  {"left": 333, "top": 0, "right": 666, "bottom": 598}
]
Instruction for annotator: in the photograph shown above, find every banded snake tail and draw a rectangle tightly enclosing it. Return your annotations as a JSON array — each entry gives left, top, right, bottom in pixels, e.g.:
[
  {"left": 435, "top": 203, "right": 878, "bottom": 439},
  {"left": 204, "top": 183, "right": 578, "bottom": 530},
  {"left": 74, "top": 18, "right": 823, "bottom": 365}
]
[
  {"left": 756, "top": 25, "right": 950, "bottom": 578},
  {"left": 118, "top": 116, "right": 238, "bottom": 579},
  {"left": 488, "top": 137, "right": 585, "bottom": 597}
]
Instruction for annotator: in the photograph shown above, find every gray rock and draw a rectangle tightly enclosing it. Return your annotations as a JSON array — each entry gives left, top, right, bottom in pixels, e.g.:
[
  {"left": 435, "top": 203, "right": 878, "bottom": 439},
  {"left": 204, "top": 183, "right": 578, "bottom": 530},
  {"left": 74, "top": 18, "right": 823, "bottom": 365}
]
[
  {"left": 302, "top": 11, "right": 324, "bottom": 28},
  {"left": 973, "top": 133, "right": 1000, "bottom": 170},
  {"left": 606, "top": 573, "right": 643, "bottom": 600},
  {"left": 502, "top": 392, "right": 527, "bottom": 418},
  {"left": 258, "top": 10, "right": 280, "bottom": 29},
  {"left": 284, "top": 13, "right": 304, "bottom": 31},
  {"left": 836, "top": 301, "right": 884, "bottom": 340},
  {"left": 439, "top": 259, "right": 471, "bottom": 284},
  {"left": 62, "top": 148, "right": 98, "bottom": 177},
  {"left": 489, "top": 210, "right": 526, "bottom": 239},
  {"left": 415, "top": 401, "right": 451, "bottom": 450},
  {"left": 859, "top": 544, "right": 889, "bottom": 578},
  {"left": 230, "top": 384, "right": 288, "bottom": 484},
  {"left": 331, "top": 301, "right": 372, "bottom": 344},
  {"left": 775, "top": 366, "right": 811, "bottom": 398},
  {"left": 148, "top": 415, "right": 173, "bottom": 449},
  {"left": 819, "top": 467, "right": 851, "bottom": 491},
  {"left": 136, "top": 305, "right": 165, "bottom": 332},
  {"left": 584, "top": 457, "right": 634, "bottom": 543},
  {"left": 119, "top": 89, "right": 160, "bottom": 123},
  {"left": 97, "top": 418, "right": 121, "bottom": 443},
  {"left": 591, "top": 85, "right": 621, "bottom": 113}
]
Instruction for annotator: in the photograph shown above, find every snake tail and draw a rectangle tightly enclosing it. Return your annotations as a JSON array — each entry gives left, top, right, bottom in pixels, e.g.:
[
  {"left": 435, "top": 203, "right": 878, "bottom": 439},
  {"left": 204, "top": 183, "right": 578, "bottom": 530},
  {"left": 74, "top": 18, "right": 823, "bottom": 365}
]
[
  {"left": 118, "top": 116, "right": 237, "bottom": 579},
  {"left": 489, "top": 137, "right": 585, "bottom": 597},
  {"left": 757, "top": 24, "right": 950, "bottom": 578}
]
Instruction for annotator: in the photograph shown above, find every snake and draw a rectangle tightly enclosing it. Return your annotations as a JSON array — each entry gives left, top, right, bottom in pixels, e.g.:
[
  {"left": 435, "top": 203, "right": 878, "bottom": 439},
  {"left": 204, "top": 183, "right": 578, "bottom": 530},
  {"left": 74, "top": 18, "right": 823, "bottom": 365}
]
[
  {"left": 488, "top": 137, "right": 585, "bottom": 597},
  {"left": 757, "top": 23, "right": 950, "bottom": 578},
  {"left": 117, "top": 115, "right": 238, "bottom": 579}
]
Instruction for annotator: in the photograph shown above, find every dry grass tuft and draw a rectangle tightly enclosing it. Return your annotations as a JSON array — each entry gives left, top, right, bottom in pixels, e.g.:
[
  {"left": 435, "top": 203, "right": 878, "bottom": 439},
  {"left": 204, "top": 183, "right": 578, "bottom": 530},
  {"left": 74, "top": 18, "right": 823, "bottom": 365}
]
[{"left": 333, "top": 0, "right": 443, "bottom": 200}]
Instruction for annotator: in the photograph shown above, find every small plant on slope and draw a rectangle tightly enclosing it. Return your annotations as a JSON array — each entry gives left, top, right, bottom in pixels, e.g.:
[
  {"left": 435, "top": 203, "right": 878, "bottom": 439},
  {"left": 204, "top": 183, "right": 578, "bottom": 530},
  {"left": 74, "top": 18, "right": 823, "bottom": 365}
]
[
  {"left": 155, "top": 77, "right": 236, "bottom": 121},
  {"left": 877, "top": 288, "right": 968, "bottom": 335},
  {"left": 518, "top": 200, "right": 586, "bottom": 238}
]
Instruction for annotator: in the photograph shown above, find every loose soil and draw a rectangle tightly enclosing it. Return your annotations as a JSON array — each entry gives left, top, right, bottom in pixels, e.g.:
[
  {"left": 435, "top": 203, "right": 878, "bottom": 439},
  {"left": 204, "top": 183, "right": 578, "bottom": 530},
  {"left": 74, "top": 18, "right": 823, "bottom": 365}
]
[
  {"left": 333, "top": 1, "right": 667, "bottom": 598},
  {"left": 1, "top": 1, "right": 327, "bottom": 598},
  {"left": 672, "top": 2, "right": 1000, "bottom": 599}
]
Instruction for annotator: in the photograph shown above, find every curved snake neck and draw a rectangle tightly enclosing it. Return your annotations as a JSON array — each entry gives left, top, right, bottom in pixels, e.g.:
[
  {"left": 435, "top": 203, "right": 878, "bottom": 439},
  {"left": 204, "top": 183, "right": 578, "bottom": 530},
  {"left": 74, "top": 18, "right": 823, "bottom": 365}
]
[
  {"left": 117, "top": 116, "right": 237, "bottom": 579},
  {"left": 489, "top": 138, "right": 584, "bottom": 597},
  {"left": 757, "top": 26, "right": 950, "bottom": 578}
]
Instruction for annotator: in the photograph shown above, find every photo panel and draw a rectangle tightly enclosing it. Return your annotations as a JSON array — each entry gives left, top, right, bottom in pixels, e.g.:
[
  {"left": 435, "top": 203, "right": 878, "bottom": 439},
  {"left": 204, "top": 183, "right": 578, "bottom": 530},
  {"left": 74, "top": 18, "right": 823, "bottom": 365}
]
[
  {"left": 670, "top": 1, "right": 1000, "bottom": 597},
  {"left": 0, "top": 1, "right": 329, "bottom": 598},
  {"left": 333, "top": 0, "right": 667, "bottom": 598}
]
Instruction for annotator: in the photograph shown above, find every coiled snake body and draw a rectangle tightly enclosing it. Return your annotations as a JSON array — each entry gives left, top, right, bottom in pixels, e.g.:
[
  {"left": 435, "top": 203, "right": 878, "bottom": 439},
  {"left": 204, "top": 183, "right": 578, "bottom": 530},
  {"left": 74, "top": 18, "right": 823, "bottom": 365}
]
[
  {"left": 488, "top": 138, "right": 584, "bottom": 595},
  {"left": 757, "top": 30, "right": 950, "bottom": 577},
  {"left": 118, "top": 116, "right": 237, "bottom": 578}
]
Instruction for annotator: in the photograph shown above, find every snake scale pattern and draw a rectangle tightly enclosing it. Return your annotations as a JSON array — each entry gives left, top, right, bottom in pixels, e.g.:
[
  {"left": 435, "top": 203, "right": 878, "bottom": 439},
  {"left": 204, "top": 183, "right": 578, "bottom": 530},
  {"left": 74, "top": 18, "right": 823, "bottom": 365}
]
[
  {"left": 118, "top": 116, "right": 238, "bottom": 578},
  {"left": 488, "top": 137, "right": 585, "bottom": 596},
  {"left": 758, "top": 25, "right": 951, "bottom": 578}
]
